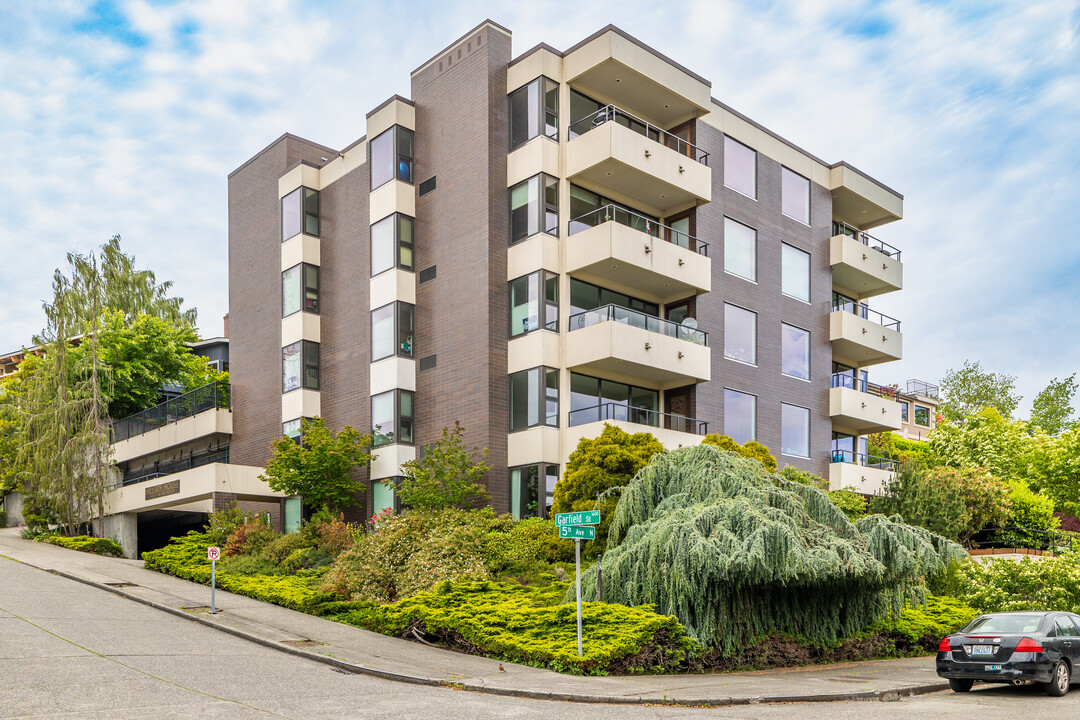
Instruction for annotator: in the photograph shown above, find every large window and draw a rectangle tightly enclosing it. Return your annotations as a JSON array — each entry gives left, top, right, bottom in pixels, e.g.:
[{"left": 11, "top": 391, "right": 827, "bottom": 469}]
[
  {"left": 567, "top": 184, "right": 659, "bottom": 237},
  {"left": 781, "top": 243, "right": 810, "bottom": 302},
  {"left": 509, "top": 367, "right": 559, "bottom": 430},
  {"left": 724, "top": 217, "right": 756, "bottom": 281},
  {"left": 282, "top": 263, "right": 319, "bottom": 317},
  {"left": 568, "top": 372, "right": 658, "bottom": 427},
  {"left": 371, "top": 302, "right": 415, "bottom": 361},
  {"left": 282, "top": 340, "right": 319, "bottom": 392},
  {"left": 510, "top": 271, "right": 558, "bottom": 336},
  {"left": 370, "top": 213, "right": 414, "bottom": 276},
  {"left": 510, "top": 464, "right": 558, "bottom": 520},
  {"left": 510, "top": 174, "right": 558, "bottom": 242},
  {"left": 900, "top": 402, "right": 910, "bottom": 423},
  {"left": 281, "top": 187, "right": 319, "bottom": 241},
  {"left": 781, "top": 403, "right": 810, "bottom": 457},
  {"left": 723, "top": 136, "right": 756, "bottom": 199},
  {"left": 370, "top": 125, "right": 414, "bottom": 190},
  {"left": 372, "top": 478, "right": 400, "bottom": 514},
  {"left": 724, "top": 304, "right": 756, "bottom": 365},
  {"left": 509, "top": 77, "right": 558, "bottom": 150},
  {"left": 914, "top": 405, "right": 931, "bottom": 427},
  {"left": 569, "top": 278, "right": 658, "bottom": 317},
  {"left": 724, "top": 389, "right": 756, "bottom": 444},
  {"left": 781, "top": 323, "right": 810, "bottom": 380},
  {"left": 781, "top": 167, "right": 810, "bottom": 224},
  {"left": 372, "top": 389, "right": 414, "bottom": 447}
]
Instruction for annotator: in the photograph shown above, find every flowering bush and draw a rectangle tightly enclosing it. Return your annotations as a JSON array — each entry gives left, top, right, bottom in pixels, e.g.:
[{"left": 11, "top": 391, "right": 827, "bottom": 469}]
[
  {"left": 956, "top": 553, "right": 1080, "bottom": 614},
  {"left": 370, "top": 507, "right": 395, "bottom": 533}
]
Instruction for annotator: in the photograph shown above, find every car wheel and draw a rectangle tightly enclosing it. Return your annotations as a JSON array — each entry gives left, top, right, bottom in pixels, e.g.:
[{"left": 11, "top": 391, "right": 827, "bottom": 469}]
[
  {"left": 949, "top": 678, "right": 973, "bottom": 693},
  {"left": 1045, "top": 661, "right": 1070, "bottom": 697}
]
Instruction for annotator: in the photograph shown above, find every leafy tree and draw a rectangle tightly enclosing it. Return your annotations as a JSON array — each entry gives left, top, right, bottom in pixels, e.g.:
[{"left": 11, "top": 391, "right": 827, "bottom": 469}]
[
  {"left": 261, "top": 418, "right": 373, "bottom": 511},
  {"left": 928, "top": 408, "right": 1032, "bottom": 482},
  {"left": 700, "top": 433, "right": 777, "bottom": 471},
  {"left": 1026, "top": 428, "right": 1080, "bottom": 512},
  {"left": 1002, "top": 479, "right": 1058, "bottom": 531},
  {"left": 1030, "top": 374, "right": 1077, "bottom": 436},
  {"left": 551, "top": 424, "right": 663, "bottom": 555},
  {"left": 867, "top": 431, "right": 941, "bottom": 468},
  {"left": 939, "top": 359, "right": 1021, "bottom": 423},
  {"left": 398, "top": 422, "right": 490, "bottom": 510}
]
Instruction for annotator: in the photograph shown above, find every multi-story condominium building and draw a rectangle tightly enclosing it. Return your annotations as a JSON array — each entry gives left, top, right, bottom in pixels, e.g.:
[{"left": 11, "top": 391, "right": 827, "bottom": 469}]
[{"left": 225, "top": 20, "right": 908, "bottom": 521}]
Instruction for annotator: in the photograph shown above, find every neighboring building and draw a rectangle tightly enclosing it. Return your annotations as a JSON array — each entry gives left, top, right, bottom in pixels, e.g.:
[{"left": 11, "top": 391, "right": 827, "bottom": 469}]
[
  {"left": 895, "top": 379, "right": 940, "bottom": 442},
  {"left": 226, "top": 20, "right": 907, "bottom": 520}
]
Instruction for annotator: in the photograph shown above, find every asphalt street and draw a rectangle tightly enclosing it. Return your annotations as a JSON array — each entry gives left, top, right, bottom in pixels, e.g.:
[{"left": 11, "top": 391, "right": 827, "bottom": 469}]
[{"left": 3, "top": 555, "right": 1080, "bottom": 719}]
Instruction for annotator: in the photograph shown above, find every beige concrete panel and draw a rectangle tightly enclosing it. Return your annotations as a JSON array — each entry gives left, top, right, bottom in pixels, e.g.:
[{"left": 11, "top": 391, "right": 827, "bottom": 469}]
[
  {"left": 281, "top": 389, "right": 321, "bottom": 423},
  {"left": 507, "top": 426, "right": 561, "bottom": 467},
  {"left": 369, "top": 268, "right": 417, "bottom": 309},
  {"left": 781, "top": 145, "right": 815, "bottom": 181},
  {"left": 566, "top": 319, "right": 710, "bottom": 388},
  {"left": 563, "top": 420, "right": 703, "bottom": 466},
  {"left": 507, "top": 331, "right": 560, "bottom": 375},
  {"left": 280, "top": 234, "right": 321, "bottom": 272},
  {"left": 369, "top": 356, "right": 417, "bottom": 395},
  {"left": 507, "top": 49, "right": 564, "bottom": 92},
  {"left": 829, "top": 386, "right": 902, "bottom": 434},
  {"left": 506, "top": 233, "right": 560, "bottom": 281},
  {"left": 829, "top": 165, "right": 903, "bottom": 220},
  {"left": 369, "top": 180, "right": 416, "bottom": 224},
  {"left": 319, "top": 143, "right": 367, "bottom": 189},
  {"left": 367, "top": 99, "right": 417, "bottom": 139},
  {"left": 281, "top": 312, "right": 321, "bottom": 346},
  {"left": 104, "top": 463, "right": 284, "bottom": 515},
  {"left": 278, "top": 164, "right": 321, "bottom": 197},
  {"left": 112, "top": 409, "right": 232, "bottom": 464},
  {"left": 830, "top": 311, "right": 903, "bottom": 367},
  {"left": 828, "top": 462, "right": 894, "bottom": 494},
  {"left": 507, "top": 137, "right": 560, "bottom": 187},
  {"left": 830, "top": 234, "right": 903, "bottom": 299},
  {"left": 370, "top": 444, "right": 417, "bottom": 481}
]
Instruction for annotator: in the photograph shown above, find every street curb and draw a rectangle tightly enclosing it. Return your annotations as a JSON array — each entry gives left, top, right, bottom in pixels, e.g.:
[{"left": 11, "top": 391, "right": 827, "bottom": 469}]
[{"left": 25, "top": 559, "right": 949, "bottom": 707}]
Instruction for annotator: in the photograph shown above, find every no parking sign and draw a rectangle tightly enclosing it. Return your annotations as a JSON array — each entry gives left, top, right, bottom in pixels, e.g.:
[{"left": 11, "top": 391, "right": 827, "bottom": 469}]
[
  {"left": 208, "top": 547, "right": 221, "bottom": 613},
  {"left": 208, "top": 547, "right": 220, "bottom": 561}
]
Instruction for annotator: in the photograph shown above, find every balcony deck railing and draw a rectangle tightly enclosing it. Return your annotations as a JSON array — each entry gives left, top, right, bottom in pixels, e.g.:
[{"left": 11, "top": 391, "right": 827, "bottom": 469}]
[
  {"left": 112, "top": 381, "right": 231, "bottom": 443},
  {"left": 110, "top": 447, "right": 230, "bottom": 490},
  {"left": 569, "top": 204, "right": 709, "bottom": 256},
  {"left": 831, "top": 295, "right": 901, "bottom": 331},
  {"left": 568, "top": 104, "right": 709, "bottom": 165},
  {"left": 568, "top": 402, "right": 708, "bottom": 435},
  {"left": 833, "top": 221, "right": 901, "bottom": 261},
  {"left": 570, "top": 304, "right": 708, "bottom": 346},
  {"left": 829, "top": 448, "right": 897, "bottom": 472},
  {"left": 830, "top": 373, "right": 900, "bottom": 400},
  {"left": 968, "top": 526, "right": 1078, "bottom": 553},
  {"left": 905, "top": 379, "right": 940, "bottom": 400}
]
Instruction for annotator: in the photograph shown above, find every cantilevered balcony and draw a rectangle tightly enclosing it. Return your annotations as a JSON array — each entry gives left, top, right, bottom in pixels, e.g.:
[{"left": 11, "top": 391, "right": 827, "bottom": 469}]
[
  {"left": 566, "top": 305, "right": 710, "bottom": 386},
  {"left": 566, "top": 204, "right": 711, "bottom": 299},
  {"left": 566, "top": 106, "right": 711, "bottom": 213},
  {"left": 830, "top": 222, "right": 903, "bottom": 299},
  {"left": 566, "top": 404, "right": 708, "bottom": 452},
  {"left": 829, "top": 295, "right": 902, "bottom": 367},
  {"left": 111, "top": 382, "right": 232, "bottom": 464},
  {"left": 829, "top": 374, "right": 903, "bottom": 435},
  {"left": 828, "top": 449, "right": 897, "bottom": 494}
]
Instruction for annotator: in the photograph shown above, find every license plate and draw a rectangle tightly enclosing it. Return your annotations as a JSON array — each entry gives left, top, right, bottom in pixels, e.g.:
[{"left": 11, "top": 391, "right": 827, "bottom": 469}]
[
  {"left": 985, "top": 664, "right": 1002, "bottom": 671},
  {"left": 971, "top": 645, "right": 995, "bottom": 657}
]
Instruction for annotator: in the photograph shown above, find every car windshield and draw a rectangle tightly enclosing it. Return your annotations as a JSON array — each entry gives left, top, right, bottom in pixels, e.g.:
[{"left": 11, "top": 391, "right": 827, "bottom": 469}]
[{"left": 963, "top": 615, "right": 1044, "bottom": 634}]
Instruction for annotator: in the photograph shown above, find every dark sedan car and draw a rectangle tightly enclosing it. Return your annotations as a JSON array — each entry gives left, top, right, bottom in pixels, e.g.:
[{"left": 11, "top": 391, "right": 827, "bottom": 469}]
[{"left": 938, "top": 611, "right": 1080, "bottom": 696}]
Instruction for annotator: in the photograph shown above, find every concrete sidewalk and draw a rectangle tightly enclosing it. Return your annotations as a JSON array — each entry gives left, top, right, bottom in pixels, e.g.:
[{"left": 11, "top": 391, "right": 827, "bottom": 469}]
[{"left": 0, "top": 528, "right": 948, "bottom": 706}]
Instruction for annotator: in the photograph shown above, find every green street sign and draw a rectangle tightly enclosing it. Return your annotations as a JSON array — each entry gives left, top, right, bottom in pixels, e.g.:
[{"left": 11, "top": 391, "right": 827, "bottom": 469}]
[
  {"left": 559, "top": 525, "right": 596, "bottom": 541},
  {"left": 555, "top": 510, "right": 600, "bottom": 527}
]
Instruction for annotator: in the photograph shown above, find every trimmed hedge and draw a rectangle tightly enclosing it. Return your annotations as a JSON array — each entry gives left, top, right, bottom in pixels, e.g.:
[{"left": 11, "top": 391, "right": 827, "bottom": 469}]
[
  {"left": 873, "top": 595, "right": 980, "bottom": 651},
  {"left": 43, "top": 535, "right": 123, "bottom": 557}
]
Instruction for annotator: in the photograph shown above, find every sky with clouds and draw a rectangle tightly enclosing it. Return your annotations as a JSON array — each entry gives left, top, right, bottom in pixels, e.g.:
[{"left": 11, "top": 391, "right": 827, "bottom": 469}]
[{"left": 1, "top": 0, "right": 1077, "bottom": 414}]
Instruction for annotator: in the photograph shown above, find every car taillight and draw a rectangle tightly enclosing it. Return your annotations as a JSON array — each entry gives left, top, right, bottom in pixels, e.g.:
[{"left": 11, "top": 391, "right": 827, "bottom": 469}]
[
  {"left": 938, "top": 637, "right": 952, "bottom": 652},
  {"left": 1015, "top": 637, "right": 1044, "bottom": 652}
]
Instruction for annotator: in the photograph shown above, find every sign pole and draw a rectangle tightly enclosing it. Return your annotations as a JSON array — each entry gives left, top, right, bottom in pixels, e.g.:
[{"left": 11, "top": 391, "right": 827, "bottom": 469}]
[
  {"left": 576, "top": 538, "right": 582, "bottom": 658},
  {"left": 208, "top": 546, "right": 221, "bottom": 614}
]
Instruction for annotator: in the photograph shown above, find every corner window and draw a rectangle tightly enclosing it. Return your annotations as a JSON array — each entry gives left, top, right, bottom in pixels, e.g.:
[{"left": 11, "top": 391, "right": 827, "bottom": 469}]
[
  {"left": 510, "top": 271, "right": 558, "bottom": 336},
  {"left": 781, "top": 243, "right": 810, "bottom": 302},
  {"left": 370, "top": 213, "right": 414, "bottom": 276},
  {"left": 282, "top": 418, "right": 309, "bottom": 445},
  {"left": 781, "top": 403, "right": 810, "bottom": 457},
  {"left": 914, "top": 405, "right": 931, "bottom": 427},
  {"left": 510, "top": 367, "right": 559, "bottom": 430},
  {"left": 724, "top": 304, "right": 756, "bottom": 365},
  {"left": 724, "top": 389, "right": 756, "bottom": 444},
  {"left": 781, "top": 167, "right": 810, "bottom": 224},
  {"left": 282, "top": 263, "right": 320, "bottom": 317},
  {"left": 371, "top": 125, "right": 414, "bottom": 190},
  {"left": 371, "top": 302, "right": 415, "bottom": 361},
  {"left": 510, "top": 464, "right": 558, "bottom": 520},
  {"left": 282, "top": 341, "right": 319, "bottom": 392},
  {"left": 723, "top": 217, "right": 756, "bottom": 281},
  {"left": 781, "top": 323, "right": 810, "bottom": 380},
  {"left": 281, "top": 187, "right": 319, "bottom": 241},
  {"left": 372, "top": 477, "right": 401, "bottom": 514},
  {"left": 372, "top": 389, "right": 414, "bottom": 447},
  {"left": 509, "top": 77, "right": 558, "bottom": 150},
  {"left": 510, "top": 174, "right": 558, "bottom": 243},
  {"left": 723, "top": 136, "right": 756, "bottom": 199}
]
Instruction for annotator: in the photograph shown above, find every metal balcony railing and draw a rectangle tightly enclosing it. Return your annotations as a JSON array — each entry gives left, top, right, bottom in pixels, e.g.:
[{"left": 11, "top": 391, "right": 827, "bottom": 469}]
[
  {"left": 110, "top": 447, "right": 230, "bottom": 490},
  {"left": 568, "top": 402, "right": 708, "bottom": 435},
  {"left": 568, "top": 104, "right": 709, "bottom": 165},
  {"left": 570, "top": 304, "right": 708, "bottom": 346},
  {"left": 112, "top": 381, "right": 231, "bottom": 443},
  {"left": 833, "top": 221, "right": 901, "bottom": 261},
  {"left": 829, "top": 448, "right": 897, "bottom": 472},
  {"left": 968, "top": 526, "right": 1078, "bottom": 553},
  {"left": 905, "top": 379, "right": 940, "bottom": 399},
  {"left": 569, "top": 204, "right": 709, "bottom": 256},
  {"left": 830, "top": 373, "right": 900, "bottom": 400},
  {"left": 831, "top": 294, "right": 901, "bottom": 331}
]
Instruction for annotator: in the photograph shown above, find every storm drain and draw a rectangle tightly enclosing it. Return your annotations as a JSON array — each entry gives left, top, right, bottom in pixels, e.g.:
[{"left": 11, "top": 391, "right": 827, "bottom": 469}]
[
  {"left": 104, "top": 581, "right": 138, "bottom": 587},
  {"left": 282, "top": 639, "right": 326, "bottom": 648}
]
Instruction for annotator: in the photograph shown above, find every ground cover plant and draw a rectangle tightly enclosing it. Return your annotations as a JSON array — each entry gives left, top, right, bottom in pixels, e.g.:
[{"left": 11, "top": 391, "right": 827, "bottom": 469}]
[{"left": 42, "top": 534, "right": 123, "bottom": 557}]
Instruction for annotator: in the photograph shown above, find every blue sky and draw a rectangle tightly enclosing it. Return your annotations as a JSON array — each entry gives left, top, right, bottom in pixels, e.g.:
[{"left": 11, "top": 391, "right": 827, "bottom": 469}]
[{"left": 1, "top": 0, "right": 1077, "bottom": 414}]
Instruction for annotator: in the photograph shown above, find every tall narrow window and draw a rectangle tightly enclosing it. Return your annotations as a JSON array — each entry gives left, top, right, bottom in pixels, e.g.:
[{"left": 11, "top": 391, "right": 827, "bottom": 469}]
[
  {"left": 509, "top": 270, "right": 558, "bottom": 336},
  {"left": 781, "top": 167, "right": 810, "bottom": 224},
  {"left": 281, "top": 187, "right": 319, "bottom": 241},
  {"left": 724, "top": 304, "right": 756, "bottom": 365},
  {"left": 781, "top": 403, "right": 810, "bottom": 457},
  {"left": 510, "top": 464, "right": 558, "bottom": 520},
  {"left": 370, "top": 126, "right": 414, "bottom": 190},
  {"left": 509, "top": 77, "right": 558, "bottom": 150},
  {"left": 282, "top": 341, "right": 319, "bottom": 392},
  {"left": 282, "top": 263, "right": 320, "bottom": 317},
  {"left": 723, "top": 217, "right": 756, "bottom": 281},
  {"left": 723, "top": 136, "right": 756, "bottom": 199},
  {"left": 724, "top": 389, "right": 756, "bottom": 444},
  {"left": 509, "top": 367, "right": 559, "bottom": 430},
  {"left": 371, "top": 302, "right": 415, "bottom": 361},
  {"left": 781, "top": 243, "right": 811, "bottom": 302},
  {"left": 372, "top": 389, "right": 414, "bottom": 447},
  {"left": 370, "top": 213, "right": 414, "bottom": 276},
  {"left": 781, "top": 323, "right": 810, "bottom": 380},
  {"left": 510, "top": 174, "right": 558, "bottom": 243}
]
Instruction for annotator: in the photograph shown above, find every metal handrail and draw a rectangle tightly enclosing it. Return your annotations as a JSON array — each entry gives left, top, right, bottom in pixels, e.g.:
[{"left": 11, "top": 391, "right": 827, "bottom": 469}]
[
  {"left": 568, "top": 105, "right": 709, "bottom": 165},
  {"left": 905, "top": 379, "right": 940, "bottom": 400},
  {"left": 830, "top": 373, "right": 900, "bottom": 400},
  {"left": 568, "top": 402, "right": 708, "bottom": 435},
  {"left": 112, "top": 381, "right": 231, "bottom": 443},
  {"left": 828, "top": 448, "right": 897, "bottom": 472},
  {"left": 568, "top": 204, "right": 709, "bottom": 256},
  {"left": 569, "top": 304, "right": 708, "bottom": 346},
  {"left": 833, "top": 221, "right": 901, "bottom": 261},
  {"left": 830, "top": 295, "right": 901, "bottom": 331},
  {"left": 109, "top": 447, "right": 230, "bottom": 490},
  {"left": 968, "top": 526, "right": 1078, "bottom": 553}
]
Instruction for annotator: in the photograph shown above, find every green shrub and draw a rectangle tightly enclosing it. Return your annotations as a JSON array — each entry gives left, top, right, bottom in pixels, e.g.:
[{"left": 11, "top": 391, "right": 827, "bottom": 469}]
[
  {"left": 43, "top": 535, "right": 123, "bottom": 557},
  {"left": 301, "top": 509, "right": 359, "bottom": 556},
  {"left": 956, "top": 554, "right": 1080, "bottom": 614},
  {"left": 873, "top": 596, "right": 980, "bottom": 650},
  {"left": 0, "top": 508, "right": 6, "bottom": 527},
  {"left": 701, "top": 434, "right": 778, "bottom": 472},
  {"left": 282, "top": 546, "right": 334, "bottom": 573},
  {"left": 205, "top": 504, "right": 258, "bottom": 547},
  {"left": 1003, "top": 479, "right": 1058, "bottom": 531},
  {"left": 224, "top": 519, "right": 277, "bottom": 557},
  {"left": 220, "top": 554, "right": 283, "bottom": 576},
  {"left": 265, "top": 532, "right": 308, "bottom": 564},
  {"left": 828, "top": 489, "right": 868, "bottom": 521},
  {"left": 778, "top": 466, "right": 827, "bottom": 490}
]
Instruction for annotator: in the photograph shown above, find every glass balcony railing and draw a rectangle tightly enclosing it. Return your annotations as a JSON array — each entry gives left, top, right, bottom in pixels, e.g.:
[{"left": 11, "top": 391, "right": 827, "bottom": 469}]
[
  {"left": 112, "top": 381, "right": 231, "bottom": 443},
  {"left": 568, "top": 204, "right": 709, "bottom": 256},
  {"left": 568, "top": 104, "right": 709, "bottom": 165},
  {"left": 568, "top": 402, "right": 708, "bottom": 435},
  {"left": 830, "top": 373, "right": 899, "bottom": 400},
  {"left": 829, "top": 448, "right": 897, "bottom": 472},
  {"left": 830, "top": 294, "right": 901, "bottom": 331},
  {"left": 569, "top": 304, "right": 708, "bottom": 345},
  {"left": 833, "top": 221, "right": 901, "bottom": 261}
]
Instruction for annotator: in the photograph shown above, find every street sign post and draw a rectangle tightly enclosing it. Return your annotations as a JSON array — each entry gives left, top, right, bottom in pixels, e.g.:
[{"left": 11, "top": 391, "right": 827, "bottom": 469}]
[
  {"left": 553, "top": 511, "right": 601, "bottom": 657},
  {"left": 559, "top": 525, "right": 596, "bottom": 540},
  {"left": 207, "top": 547, "right": 221, "bottom": 614}
]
